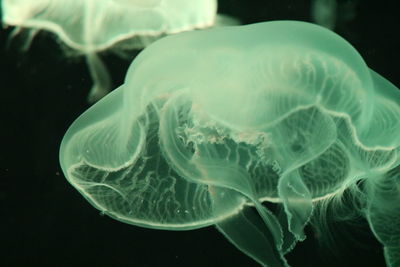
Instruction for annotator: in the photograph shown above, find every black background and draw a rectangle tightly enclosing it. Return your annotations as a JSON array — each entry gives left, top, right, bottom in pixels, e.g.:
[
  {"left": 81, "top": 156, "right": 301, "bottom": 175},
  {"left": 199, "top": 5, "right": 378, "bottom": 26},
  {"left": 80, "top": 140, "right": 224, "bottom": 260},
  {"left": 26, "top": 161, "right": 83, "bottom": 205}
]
[{"left": 1, "top": 0, "right": 399, "bottom": 266}]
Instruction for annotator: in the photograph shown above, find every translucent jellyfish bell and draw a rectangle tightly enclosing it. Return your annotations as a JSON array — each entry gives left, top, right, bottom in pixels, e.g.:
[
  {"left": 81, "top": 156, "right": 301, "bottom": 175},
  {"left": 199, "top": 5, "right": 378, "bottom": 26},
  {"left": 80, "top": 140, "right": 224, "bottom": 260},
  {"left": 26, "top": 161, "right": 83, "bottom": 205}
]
[
  {"left": 2, "top": 0, "right": 218, "bottom": 101},
  {"left": 60, "top": 21, "right": 400, "bottom": 266}
]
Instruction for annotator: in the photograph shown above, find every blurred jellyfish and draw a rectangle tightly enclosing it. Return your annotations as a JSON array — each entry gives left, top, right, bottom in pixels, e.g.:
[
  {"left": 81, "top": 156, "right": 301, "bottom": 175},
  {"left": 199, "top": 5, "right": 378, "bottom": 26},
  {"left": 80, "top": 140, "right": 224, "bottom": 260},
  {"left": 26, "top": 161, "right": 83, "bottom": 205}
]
[
  {"left": 311, "top": 0, "right": 337, "bottom": 29},
  {"left": 311, "top": 0, "right": 358, "bottom": 30},
  {"left": 2, "top": 0, "right": 222, "bottom": 102}
]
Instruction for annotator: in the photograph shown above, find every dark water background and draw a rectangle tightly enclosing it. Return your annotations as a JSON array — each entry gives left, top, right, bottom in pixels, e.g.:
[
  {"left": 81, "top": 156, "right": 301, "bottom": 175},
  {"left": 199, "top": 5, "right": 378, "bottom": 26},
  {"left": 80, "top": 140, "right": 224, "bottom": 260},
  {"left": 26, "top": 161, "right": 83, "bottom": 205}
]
[{"left": 1, "top": 0, "right": 399, "bottom": 266}]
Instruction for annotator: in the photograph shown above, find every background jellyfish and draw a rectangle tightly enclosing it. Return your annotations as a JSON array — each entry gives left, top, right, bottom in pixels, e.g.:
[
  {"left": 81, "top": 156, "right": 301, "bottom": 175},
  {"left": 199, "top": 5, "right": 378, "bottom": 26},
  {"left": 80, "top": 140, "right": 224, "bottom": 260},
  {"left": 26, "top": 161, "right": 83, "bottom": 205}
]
[
  {"left": 59, "top": 21, "right": 400, "bottom": 266},
  {"left": 311, "top": 0, "right": 358, "bottom": 30},
  {"left": 1, "top": 0, "right": 220, "bottom": 102}
]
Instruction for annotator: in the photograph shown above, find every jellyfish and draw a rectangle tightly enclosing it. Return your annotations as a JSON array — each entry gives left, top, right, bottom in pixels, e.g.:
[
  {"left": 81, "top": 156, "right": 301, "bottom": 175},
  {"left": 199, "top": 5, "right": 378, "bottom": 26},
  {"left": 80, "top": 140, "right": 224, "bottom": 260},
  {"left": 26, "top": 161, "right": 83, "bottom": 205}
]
[
  {"left": 311, "top": 0, "right": 337, "bottom": 29},
  {"left": 1, "top": 0, "right": 219, "bottom": 102},
  {"left": 59, "top": 21, "right": 400, "bottom": 266},
  {"left": 311, "top": 0, "right": 358, "bottom": 30}
]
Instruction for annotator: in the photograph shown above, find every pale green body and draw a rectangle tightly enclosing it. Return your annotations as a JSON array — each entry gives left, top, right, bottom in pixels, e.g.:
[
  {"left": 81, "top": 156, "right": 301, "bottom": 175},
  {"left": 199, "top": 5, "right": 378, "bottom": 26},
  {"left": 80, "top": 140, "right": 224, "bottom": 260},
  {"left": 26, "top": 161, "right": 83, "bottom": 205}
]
[{"left": 60, "top": 21, "right": 400, "bottom": 266}]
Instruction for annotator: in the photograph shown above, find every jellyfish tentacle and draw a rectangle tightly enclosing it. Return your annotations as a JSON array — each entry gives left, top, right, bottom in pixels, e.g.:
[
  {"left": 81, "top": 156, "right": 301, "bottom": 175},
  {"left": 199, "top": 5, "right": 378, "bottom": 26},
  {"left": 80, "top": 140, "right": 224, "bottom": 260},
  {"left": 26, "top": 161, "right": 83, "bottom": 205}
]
[{"left": 86, "top": 52, "right": 112, "bottom": 103}]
